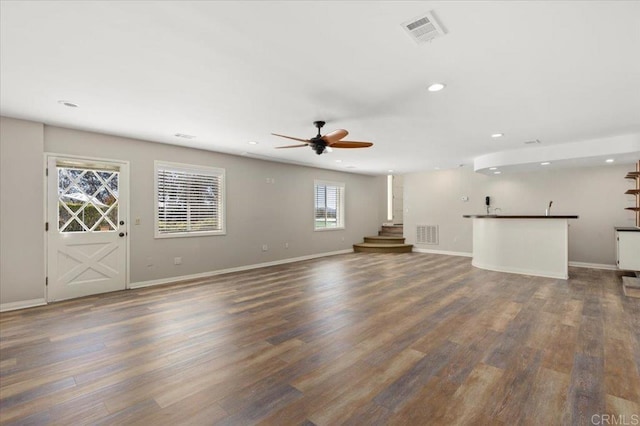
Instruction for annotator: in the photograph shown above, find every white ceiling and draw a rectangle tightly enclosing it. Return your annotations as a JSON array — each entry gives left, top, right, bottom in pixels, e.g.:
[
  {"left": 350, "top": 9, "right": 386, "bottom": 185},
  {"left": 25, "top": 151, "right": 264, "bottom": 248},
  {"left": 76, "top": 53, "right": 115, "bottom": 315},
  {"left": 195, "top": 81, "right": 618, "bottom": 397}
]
[{"left": 1, "top": 1, "right": 639, "bottom": 175}]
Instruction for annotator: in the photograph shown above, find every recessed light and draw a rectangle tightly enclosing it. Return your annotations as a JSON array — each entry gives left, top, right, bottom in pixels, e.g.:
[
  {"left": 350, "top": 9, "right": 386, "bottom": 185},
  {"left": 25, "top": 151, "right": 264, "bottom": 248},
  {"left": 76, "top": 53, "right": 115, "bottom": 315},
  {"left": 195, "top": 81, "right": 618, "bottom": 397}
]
[
  {"left": 541, "top": 162, "right": 551, "bottom": 166},
  {"left": 427, "top": 83, "right": 446, "bottom": 92},
  {"left": 388, "top": 169, "right": 394, "bottom": 173},
  {"left": 491, "top": 133, "right": 504, "bottom": 138},
  {"left": 335, "top": 160, "right": 342, "bottom": 163},
  {"left": 605, "top": 158, "right": 615, "bottom": 163},
  {"left": 248, "top": 141, "right": 258, "bottom": 145},
  {"left": 489, "top": 167, "right": 498, "bottom": 170},
  {"left": 57, "top": 100, "right": 78, "bottom": 108},
  {"left": 494, "top": 171, "right": 502, "bottom": 175}
]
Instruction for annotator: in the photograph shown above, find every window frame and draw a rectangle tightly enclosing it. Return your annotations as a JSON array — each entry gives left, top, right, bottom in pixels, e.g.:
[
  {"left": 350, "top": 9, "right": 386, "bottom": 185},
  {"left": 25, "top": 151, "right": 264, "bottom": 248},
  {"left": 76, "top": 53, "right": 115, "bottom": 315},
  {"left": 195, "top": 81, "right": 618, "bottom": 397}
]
[
  {"left": 154, "top": 160, "right": 226, "bottom": 239},
  {"left": 314, "top": 179, "right": 345, "bottom": 231}
]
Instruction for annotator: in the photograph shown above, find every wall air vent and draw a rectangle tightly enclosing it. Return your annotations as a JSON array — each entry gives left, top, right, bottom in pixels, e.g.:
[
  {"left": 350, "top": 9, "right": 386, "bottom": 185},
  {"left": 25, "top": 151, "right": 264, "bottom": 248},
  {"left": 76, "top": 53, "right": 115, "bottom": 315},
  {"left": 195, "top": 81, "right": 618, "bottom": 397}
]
[
  {"left": 402, "top": 11, "right": 446, "bottom": 44},
  {"left": 417, "top": 225, "right": 439, "bottom": 245},
  {"left": 524, "top": 139, "right": 541, "bottom": 145}
]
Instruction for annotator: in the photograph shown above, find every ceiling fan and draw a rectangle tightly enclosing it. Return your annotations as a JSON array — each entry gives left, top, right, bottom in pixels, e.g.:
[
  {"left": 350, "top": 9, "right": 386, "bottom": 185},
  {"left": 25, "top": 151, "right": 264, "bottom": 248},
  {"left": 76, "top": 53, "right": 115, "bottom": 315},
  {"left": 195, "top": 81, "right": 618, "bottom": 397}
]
[{"left": 272, "top": 121, "right": 373, "bottom": 155}]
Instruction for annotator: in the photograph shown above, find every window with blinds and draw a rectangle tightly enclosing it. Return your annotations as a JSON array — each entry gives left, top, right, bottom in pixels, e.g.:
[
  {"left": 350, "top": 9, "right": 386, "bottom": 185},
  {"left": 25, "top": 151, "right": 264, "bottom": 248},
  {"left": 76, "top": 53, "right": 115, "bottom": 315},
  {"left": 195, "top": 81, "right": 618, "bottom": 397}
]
[
  {"left": 155, "top": 161, "right": 225, "bottom": 237},
  {"left": 314, "top": 180, "right": 345, "bottom": 230}
]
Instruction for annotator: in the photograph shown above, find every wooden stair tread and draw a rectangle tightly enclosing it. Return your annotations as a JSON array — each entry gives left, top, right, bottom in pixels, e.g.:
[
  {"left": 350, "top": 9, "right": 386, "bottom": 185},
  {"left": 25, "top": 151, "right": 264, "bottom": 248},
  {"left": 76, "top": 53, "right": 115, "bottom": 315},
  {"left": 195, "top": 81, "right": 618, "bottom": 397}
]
[
  {"left": 353, "top": 242, "right": 413, "bottom": 253},
  {"left": 622, "top": 276, "right": 640, "bottom": 288},
  {"left": 354, "top": 243, "right": 412, "bottom": 248},
  {"left": 622, "top": 276, "right": 640, "bottom": 298},
  {"left": 364, "top": 236, "right": 406, "bottom": 244},
  {"left": 357, "top": 224, "right": 409, "bottom": 253}
]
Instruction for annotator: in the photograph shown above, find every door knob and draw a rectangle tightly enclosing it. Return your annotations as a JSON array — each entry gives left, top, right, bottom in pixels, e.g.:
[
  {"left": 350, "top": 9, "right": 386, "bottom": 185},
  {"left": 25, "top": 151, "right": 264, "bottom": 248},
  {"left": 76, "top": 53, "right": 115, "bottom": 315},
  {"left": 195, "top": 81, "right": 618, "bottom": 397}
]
[{"left": 119, "top": 232, "right": 125, "bottom": 237}]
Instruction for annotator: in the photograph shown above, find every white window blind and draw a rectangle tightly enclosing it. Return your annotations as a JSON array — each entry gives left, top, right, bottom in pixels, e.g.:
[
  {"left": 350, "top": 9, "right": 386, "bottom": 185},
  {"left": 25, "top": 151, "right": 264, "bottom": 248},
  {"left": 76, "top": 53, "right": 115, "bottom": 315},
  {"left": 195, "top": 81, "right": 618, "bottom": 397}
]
[
  {"left": 314, "top": 180, "right": 345, "bottom": 230},
  {"left": 155, "top": 161, "right": 225, "bottom": 237}
]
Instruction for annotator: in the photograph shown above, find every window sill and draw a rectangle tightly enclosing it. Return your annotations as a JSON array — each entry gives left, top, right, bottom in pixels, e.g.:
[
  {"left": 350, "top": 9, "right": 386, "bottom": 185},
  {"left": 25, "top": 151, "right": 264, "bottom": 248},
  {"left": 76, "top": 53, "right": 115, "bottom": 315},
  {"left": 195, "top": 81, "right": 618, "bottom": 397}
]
[{"left": 314, "top": 227, "right": 345, "bottom": 232}]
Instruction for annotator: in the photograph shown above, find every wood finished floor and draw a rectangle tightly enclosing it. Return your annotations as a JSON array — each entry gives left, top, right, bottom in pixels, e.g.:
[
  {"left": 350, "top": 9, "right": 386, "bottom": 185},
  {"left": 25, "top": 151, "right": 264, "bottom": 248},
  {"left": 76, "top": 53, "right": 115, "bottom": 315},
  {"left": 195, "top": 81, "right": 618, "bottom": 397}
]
[{"left": 1, "top": 253, "right": 639, "bottom": 425}]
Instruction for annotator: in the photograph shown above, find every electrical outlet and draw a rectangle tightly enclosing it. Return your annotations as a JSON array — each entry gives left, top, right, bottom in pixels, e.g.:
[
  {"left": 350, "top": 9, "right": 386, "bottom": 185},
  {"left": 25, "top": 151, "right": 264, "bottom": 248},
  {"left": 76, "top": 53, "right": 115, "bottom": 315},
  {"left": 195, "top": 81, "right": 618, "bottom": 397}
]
[
  {"left": 262, "top": 244, "right": 268, "bottom": 251},
  {"left": 461, "top": 196, "right": 469, "bottom": 202},
  {"left": 135, "top": 218, "right": 141, "bottom": 225},
  {"left": 146, "top": 257, "right": 153, "bottom": 267},
  {"left": 174, "top": 257, "right": 182, "bottom": 265},
  {"left": 285, "top": 242, "right": 289, "bottom": 249}
]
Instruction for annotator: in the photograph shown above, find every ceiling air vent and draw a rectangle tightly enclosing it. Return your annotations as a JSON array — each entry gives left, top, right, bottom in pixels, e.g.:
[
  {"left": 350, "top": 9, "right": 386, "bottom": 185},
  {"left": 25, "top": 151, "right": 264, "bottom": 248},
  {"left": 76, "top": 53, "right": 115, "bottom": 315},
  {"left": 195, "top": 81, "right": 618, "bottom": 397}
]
[
  {"left": 174, "top": 133, "right": 196, "bottom": 139},
  {"left": 524, "top": 139, "right": 541, "bottom": 145},
  {"left": 402, "top": 11, "right": 445, "bottom": 44}
]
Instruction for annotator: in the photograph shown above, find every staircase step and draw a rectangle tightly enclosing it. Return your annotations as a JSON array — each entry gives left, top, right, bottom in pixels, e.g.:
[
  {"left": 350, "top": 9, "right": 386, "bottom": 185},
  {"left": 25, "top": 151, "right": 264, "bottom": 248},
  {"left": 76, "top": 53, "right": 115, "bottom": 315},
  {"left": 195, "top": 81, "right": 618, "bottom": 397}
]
[
  {"left": 379, "top": 228, "right": 403, "bottom": 237},
  {"left": 353, "top": 243, "right": 413, "bottom": 253},
  {"left": 364, "top": 236, "right": 406, "bottom": 244},
  {"left": 623, "top": 276, "right": 640, "bottom": 298}
]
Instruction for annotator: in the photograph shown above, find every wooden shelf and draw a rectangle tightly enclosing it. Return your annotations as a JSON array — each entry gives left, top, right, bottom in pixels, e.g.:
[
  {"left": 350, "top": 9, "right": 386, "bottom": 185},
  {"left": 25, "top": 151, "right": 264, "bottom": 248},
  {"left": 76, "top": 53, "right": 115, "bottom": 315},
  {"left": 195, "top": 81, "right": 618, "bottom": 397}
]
[{"left": 624, "top": 161, "right": 639, "bottom": 228}]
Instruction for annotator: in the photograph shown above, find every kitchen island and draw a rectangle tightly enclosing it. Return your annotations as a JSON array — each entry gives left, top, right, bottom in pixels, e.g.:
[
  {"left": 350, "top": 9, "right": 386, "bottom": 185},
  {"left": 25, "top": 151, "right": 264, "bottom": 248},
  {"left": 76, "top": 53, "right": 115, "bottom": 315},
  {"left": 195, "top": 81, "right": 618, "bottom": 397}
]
[{"left": 463, "top": 215, "right": 579, "bottom": 279}]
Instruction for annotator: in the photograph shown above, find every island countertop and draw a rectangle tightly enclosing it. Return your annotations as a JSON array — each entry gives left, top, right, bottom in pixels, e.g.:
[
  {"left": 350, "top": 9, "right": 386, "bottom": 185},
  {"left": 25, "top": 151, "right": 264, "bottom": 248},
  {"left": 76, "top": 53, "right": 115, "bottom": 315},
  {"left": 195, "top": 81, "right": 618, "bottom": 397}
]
[
  {"left": 463, "top": 215, "right": 579, "bottom": 219},
  {"left": 465, "top": 215, "right": 577, "bottom": 279}
]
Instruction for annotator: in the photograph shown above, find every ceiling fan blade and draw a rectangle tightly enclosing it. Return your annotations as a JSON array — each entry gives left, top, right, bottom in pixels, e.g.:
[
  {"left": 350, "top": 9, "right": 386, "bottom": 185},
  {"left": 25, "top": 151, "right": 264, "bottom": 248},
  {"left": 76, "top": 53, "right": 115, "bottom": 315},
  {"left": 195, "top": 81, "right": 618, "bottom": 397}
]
[
  {"left": 275, "top": 144, "right": 309, "bottom": 149},
  {"left": 329, "top": 141, "right": 373, "bottom": 148},
  {"left": 322, "top": 129, "right": 348, "bottom": 144},
  {"left": 271, "top": 133, "right": 311, "bottom": 143}
]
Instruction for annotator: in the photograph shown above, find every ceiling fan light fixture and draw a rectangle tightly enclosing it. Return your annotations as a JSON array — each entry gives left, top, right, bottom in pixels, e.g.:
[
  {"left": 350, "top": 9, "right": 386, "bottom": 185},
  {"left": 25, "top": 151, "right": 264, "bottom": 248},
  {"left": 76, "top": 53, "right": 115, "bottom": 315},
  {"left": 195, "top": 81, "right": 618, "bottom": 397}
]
[
  {"left": 273, "top": 121, "right": 373, "bottom": 156},
  {"left": 427, "top": 83, "right": 446, "bottom": 92}
]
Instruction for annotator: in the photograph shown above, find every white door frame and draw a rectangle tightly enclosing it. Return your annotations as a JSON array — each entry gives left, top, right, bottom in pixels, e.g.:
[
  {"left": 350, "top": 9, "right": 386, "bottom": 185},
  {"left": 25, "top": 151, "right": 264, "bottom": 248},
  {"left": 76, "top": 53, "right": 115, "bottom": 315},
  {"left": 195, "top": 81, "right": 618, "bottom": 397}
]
[{"left": 44, "top": 153, "right": 130, "bottom": 302}]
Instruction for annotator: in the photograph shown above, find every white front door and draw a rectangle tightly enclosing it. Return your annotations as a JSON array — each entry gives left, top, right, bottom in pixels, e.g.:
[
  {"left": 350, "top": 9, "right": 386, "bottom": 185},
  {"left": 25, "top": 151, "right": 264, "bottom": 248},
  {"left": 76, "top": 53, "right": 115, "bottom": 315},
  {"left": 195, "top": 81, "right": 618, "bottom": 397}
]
[{"left": 47, "top": 156, "right": 128, "bottom": 301}]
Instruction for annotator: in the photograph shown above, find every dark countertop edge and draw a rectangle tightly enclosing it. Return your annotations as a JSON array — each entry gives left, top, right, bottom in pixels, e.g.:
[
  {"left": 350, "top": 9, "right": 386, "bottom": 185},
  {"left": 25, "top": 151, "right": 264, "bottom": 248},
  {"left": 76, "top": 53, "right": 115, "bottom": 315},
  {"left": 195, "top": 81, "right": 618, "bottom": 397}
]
[
  {"left": 615, "top": 226, "right": 640, "bottom": 232},
  {"left": 463, "top": 215, "right": 579, "bottom": 219}
]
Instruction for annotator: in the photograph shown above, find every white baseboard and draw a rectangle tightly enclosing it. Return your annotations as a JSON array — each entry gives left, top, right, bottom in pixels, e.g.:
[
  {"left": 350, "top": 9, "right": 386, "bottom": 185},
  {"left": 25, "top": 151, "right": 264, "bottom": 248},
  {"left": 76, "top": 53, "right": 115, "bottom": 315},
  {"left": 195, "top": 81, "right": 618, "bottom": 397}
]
[
  {"left": 129, "top": 249, "right": 353, "bottom": 289},
  {"left": 568, "top": 261, "right": 618, "bottom": 270},
  {"left": 412, "top": 247, "right": 472, "bottom": 258},
  {"left": 0, "top": 298, "right": 47, "bottom": 312}
]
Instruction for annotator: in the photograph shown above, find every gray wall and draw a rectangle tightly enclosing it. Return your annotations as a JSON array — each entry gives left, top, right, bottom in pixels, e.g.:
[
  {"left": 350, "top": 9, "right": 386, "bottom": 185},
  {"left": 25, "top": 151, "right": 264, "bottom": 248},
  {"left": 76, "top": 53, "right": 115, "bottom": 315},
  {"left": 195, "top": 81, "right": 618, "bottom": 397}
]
[
  {"left": 404, "top": 165, "right": 635, "bottom": 265},
  {"left": 0, "top": 117, "right": 45, "bottom": 305},
  {"left": 0, "top": 116, "right": 385, "bottom": 306}
]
